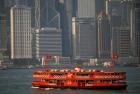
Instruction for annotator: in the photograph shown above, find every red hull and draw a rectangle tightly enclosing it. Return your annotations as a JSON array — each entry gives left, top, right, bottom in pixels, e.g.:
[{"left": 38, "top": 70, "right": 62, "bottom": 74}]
[
  {"left": 32, "top": 81, "right": 127, "bottom": 89},
  {"left": 32, "top": 67, "right": 127, "bottom": 90}
]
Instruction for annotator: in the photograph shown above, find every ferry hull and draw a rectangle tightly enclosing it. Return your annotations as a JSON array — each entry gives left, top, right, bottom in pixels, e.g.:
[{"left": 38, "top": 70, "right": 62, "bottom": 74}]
[
  {"left": 32, "top": 67, "right": 127, "bottom": 90},
  {"left": 32, "top": 82, "right": 127, "bottom": 90}
]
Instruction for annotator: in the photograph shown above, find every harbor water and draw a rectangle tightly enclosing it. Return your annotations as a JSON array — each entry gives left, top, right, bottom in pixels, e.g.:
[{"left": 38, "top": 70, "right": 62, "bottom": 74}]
[{"left": 0, "top": 66, "right": 140, "bottom": 94}]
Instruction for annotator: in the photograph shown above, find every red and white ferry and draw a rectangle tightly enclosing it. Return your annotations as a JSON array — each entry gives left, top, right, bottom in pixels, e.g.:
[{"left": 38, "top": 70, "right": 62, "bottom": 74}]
[
  {"left": 32, "top": 66, "right": 127, "bottom": 89},
  {"left": 32, "top": 54, "right": 127, "bottom": 89}
]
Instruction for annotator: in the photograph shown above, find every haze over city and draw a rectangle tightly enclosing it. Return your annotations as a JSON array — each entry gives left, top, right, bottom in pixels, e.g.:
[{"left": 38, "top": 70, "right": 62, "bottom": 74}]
[
  {"left": 0, "top": 0, "right": 140, "bottom": 67},
  {"left": 0, "top": 0, "right": 140, "bottom": 94}
]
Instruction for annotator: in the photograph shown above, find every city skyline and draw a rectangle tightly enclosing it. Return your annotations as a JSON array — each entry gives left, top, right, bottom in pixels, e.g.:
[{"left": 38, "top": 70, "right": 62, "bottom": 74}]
[{"left": 0, "top": 0, "right": 139, "bottom": 65}]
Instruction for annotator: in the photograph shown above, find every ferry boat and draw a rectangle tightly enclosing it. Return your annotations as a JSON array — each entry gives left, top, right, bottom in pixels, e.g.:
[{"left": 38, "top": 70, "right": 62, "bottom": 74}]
[
  {"left": 32, "top": 54, "right": 127, "bottom": 89},
  {"left": 32, "top": 67, "right": 127, "bottom": 89}
]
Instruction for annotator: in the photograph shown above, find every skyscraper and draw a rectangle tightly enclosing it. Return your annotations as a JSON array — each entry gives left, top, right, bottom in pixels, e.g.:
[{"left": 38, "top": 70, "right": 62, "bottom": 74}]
[
  {"left": 26, "top": 0, "right": 60, "bottom": 28},
  {"left": 35, "top": 27, "right": 62, "bottom": 59},
  {"left": 97, "top": 11, "right": 111, "bottom": 59},
  {"left": 0, "top": 0, "right": 6, "bottom": 51},
  {"left": 110, "top": 0, "right": 121, "bottom": 27},
  {"left": 72, "top": 0, "right": 97, "bottom": 59},
  {"left": 55, "top": 0, "right": 72, "bottom": 57},
  {"left": 0, "top": 1, "right": 8, "bottom": 63},
  {"left": 95, "top": 0, "right": 105, "bottom": 18},
  {"left": 72, "top": 17, "right": 96, "bottom": 59},
  {"left": 119, "top": 27, "right": 131, "bottom": 57},
  {"left": 4, "top": 0, "right": 28, "bottom": 59},
  {"left": 120, "top": 0, "right": 131, "bottom": 27},
  {"left": 131, "top": 0, "right": 140, "bottom": 61},
  {"left": 34, "top": 0, "right": 62, "bottom": 60},
  {"left": 109, "top": 0, "right": 121, "bottom": 55},
  {"left": 0, "top": 15, "right": 7, "bottom": 52},
  {"left": 0, "top": 0, "right": 5, "bottom": 15},
  {"left": 77, "top": 0, "right": 96, "bottom": 18},
  {"left": 40, "top": 0, "right": 60, "bottom": 28},
  {"left": 10, "top": 5, "right": 32, "bottom": 59}
]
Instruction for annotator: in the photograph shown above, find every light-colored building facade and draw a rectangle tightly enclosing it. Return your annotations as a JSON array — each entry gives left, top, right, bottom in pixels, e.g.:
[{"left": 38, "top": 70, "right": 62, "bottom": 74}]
[
  {"left": 72, "top": 17, "right": 96, "bottom": 59},
  {"left": 35, "top": 27, "right": 62, "bottom": 60},
  {"left": 10, "top": 5, "right": 32, "bottom": 59},
  {"left": 72, "top": 0, "right": 97, "bottom": 59},
  {"left": 77, "top": 0, "right": 95, "bottom": 18}
]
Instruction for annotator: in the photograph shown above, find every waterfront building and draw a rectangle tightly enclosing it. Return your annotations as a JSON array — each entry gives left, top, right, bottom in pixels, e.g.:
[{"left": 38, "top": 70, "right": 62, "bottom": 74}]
[
  {"left": 0, "top": 0, "right": 10, "bottom": 64},
  {"left": 71, "top": 0, "right": 97, "bottom": 59},
  {"left": 111, "top": 27, "right": 131, "bottom": 58},
  {"left": 35, "top": 27, "right": 62, "bottom": 59},
  {"left": 0, "top": 15, "right": 7, "bottom": 63},
  {"left": 0, "top": 0, "right": 7, "bottom": 51},
  {"left": 32, "top": 0, "right": 72, "bottom": 58},
  {"left": 131, "top": 0, "right": 140, "bottom": 61},
  {"left": 10, "top": 5, "right": 32, "bottom": 59},
  {"left": 119, "top": 27, "right": 131, "bottom": 57},
  {"left": 111, "top": 27, "right": 120, "bottom": 55},
  {"left": 110, "top": 0, "right": 122, "bottom": 56},
  {"left": 34, "top": 0, "right": 62, "bottom": 60},
  {"left": 55, "top": 0, "right": 72, "bottom": 57},
  {"left": 0, "top": 15, "right": 7, "bottom": 52},
  {"left": 0, "top": 1, "right": 6, "bottom": 52},
  {"left": 97, "top": 11, "right": 111, "bottom": 59},
  {"left": 72, "top": 17, "right": 96, "bottom": 59}
]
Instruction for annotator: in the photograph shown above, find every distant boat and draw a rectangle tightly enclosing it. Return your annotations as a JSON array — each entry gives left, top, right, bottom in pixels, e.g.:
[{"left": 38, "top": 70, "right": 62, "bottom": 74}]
[
  {"left": 0, "top": 66, "right": 7, "bottom": 70},
  {"left": 0, "top": 61, "right": 7, "bottom": 70},
  {"left": 27, "top": 65, "right": 34, "bottom": 69}
]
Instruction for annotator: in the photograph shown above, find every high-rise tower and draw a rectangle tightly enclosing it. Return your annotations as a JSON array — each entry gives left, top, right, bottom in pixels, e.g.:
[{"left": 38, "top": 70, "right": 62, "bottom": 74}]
[
  {"left": 97, "top": 11, "right": 111, "bottom": 59},
  {"left": 10, "top": 5, "right": 32, "bottom": 59},
  {"left": 34, "top": 0, "right": 62, "bottom": 60},
  {"left": 131, "top": 0, "right": 140, "bottom": 62},
  {"left": 72, "top": 0, "right": 97, "bottom": 59},
  {"left": 55, "top": 0, "right": 72, "bottom": 57},
  {"left": 72, "top": 17, "right": 96, "bottom": 59},
  {"left": 0, "top": 0, "right": 6, "bottom": 51},
  {"left": 0, "top": 15, "right": 7, "bottom": 52}
]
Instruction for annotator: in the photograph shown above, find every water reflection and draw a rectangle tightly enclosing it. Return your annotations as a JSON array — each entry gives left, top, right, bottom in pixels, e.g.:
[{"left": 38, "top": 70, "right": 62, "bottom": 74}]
[{"left": 0, "top": 67, "right": 140, "bottom": 94}]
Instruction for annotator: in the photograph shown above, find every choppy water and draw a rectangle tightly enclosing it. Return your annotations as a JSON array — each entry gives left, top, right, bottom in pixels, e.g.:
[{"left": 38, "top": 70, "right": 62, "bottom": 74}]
[{"left": 0, "top": 67, "right": 140, "bottom": 94}]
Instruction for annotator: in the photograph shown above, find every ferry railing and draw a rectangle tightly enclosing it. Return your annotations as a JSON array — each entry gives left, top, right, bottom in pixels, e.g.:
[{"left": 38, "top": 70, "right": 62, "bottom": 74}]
[{"left": 94, "top": 75, "right": 126, "bottom": 79}]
